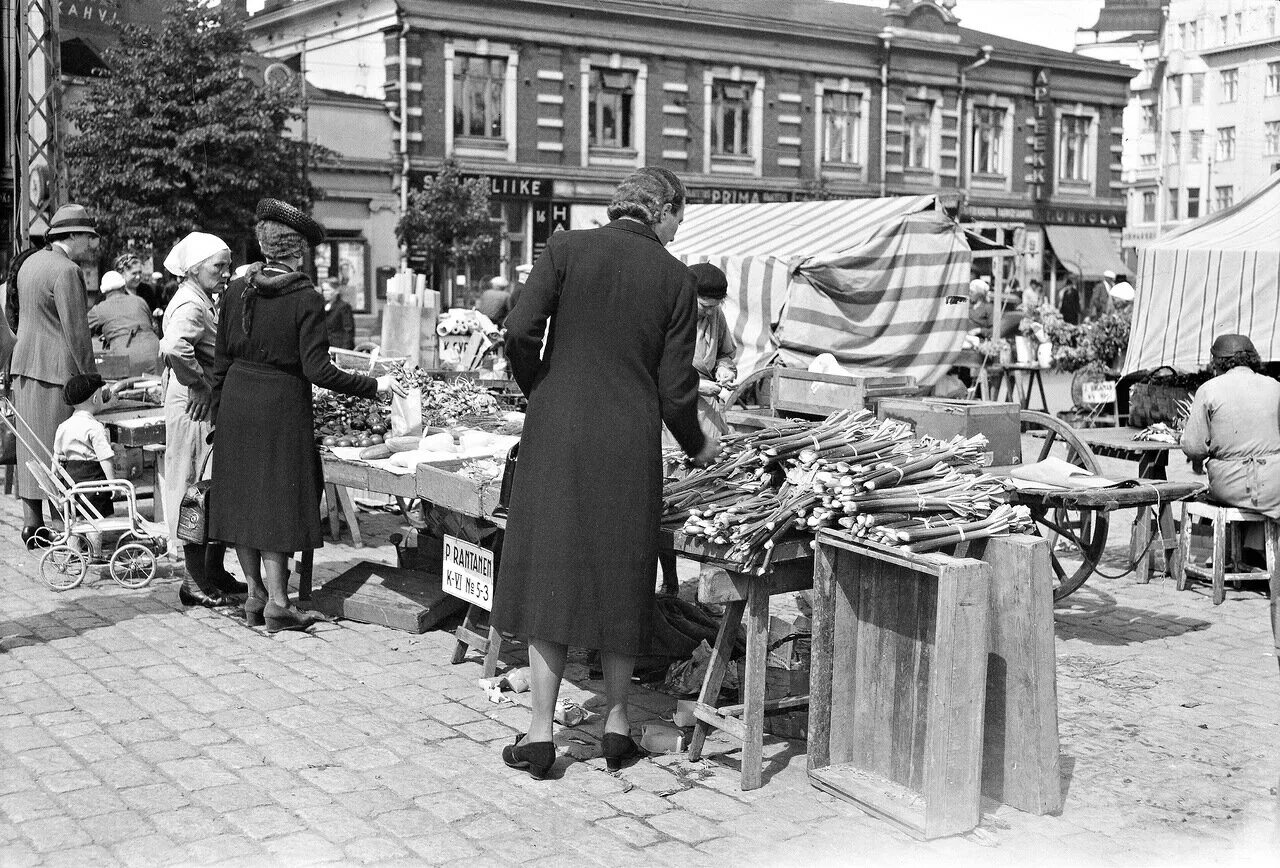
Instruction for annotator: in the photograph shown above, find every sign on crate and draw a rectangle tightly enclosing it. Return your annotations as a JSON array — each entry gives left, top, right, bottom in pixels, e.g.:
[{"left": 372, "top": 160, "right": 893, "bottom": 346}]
[
  {"left": 1081, "top": 380, "right": 1117, "bottom": 405},
  {"left": 441, "top": 534, "right": 494, "bottom": 610}
]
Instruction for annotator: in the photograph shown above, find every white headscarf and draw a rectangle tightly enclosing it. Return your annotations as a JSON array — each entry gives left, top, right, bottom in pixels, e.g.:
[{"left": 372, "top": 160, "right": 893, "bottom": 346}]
[
  {"left": 164, "top": 231, "right": 229, "bottom": 277},
  {"left": 99, "top": 270, "right": 126, "bottom": 293}
]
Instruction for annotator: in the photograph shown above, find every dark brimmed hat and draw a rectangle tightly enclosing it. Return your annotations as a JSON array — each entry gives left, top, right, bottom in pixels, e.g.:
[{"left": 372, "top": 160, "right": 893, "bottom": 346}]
[
  {"left": 689, "top": 262, "right": 728, "bottom": 300},
  {"left": 47, "top": 204, "right": 98, "bottom": 237},
  {"left": 64, "top": 373, "right": 106, "bottom": 406},
  {"left": 1210, "top": 334, "right": 1257, "bottom": 359},
  {"left": 255, "top": 198, "right": 325, "bottom": 246}
]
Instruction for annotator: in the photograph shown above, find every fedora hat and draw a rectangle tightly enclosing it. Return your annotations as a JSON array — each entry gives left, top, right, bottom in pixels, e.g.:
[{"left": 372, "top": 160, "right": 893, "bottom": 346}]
[
  {"left": 255, "top": 198, "right": 325, "bottom": 247},
  {"left": 46, "top": 204, "right": 98, "bottom": 237}
]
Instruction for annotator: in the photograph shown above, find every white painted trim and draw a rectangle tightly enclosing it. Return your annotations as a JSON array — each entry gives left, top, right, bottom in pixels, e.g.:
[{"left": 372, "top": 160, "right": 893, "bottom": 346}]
[
  {"left": 662, "top": 149, "right": 688, "bottom": 160},
  {"left": 536, "top": 69, "right": 564, "bottom": 81},
  {"left": 537, "top": 141, "right": 564, "bottom": 152},
  {"left": 538, "top": 117, "right": 564, "bottom": 128}
]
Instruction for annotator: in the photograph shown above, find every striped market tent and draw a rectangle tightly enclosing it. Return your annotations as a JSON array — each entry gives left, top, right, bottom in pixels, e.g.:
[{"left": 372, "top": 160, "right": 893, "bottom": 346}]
[
  {"left": 668, "top": 196, "right": 971, "bottom": 386},
  {"left": 1125, "top": 172, "right": 1280, "bottom": 374}
]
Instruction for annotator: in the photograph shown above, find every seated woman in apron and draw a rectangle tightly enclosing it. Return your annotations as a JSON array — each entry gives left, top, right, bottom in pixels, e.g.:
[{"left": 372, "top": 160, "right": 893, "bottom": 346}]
[
  {"left": 52, "top": 373, "right": 117, "bottom": 528},
  {"left": 88, "top": 269, "right": 161, "bottom": 376}
]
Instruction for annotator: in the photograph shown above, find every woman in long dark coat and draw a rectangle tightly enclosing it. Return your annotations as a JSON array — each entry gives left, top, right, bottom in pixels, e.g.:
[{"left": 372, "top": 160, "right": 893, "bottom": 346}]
[
  {"left": 209, "top": 199, "right": 403, "bottom": 633},
  {"left": 494, "top": 168, "right": 720, "bottom": 779}
]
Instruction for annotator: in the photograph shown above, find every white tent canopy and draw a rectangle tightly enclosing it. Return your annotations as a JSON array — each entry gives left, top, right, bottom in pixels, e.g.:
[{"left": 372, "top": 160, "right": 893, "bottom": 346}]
[
  {"left": 1125, "top": 172, "right": 1280, "bottom": 374},
  {"left": 668, "top": 197, "right": 971, "bottom": 386}
]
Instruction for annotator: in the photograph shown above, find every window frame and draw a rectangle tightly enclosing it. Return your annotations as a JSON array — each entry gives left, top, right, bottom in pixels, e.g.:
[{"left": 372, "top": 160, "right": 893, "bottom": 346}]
[
  {"left": 1168, "top": 74, "right": 1182, "bottom": 107},
  {"left": 1054, "top": 107, "right": 1098, "bottom": 196},
  {"left": 579, "top": 55, "right": 647, "bottom": 169},
  {"left": 1186, "top": 186, "right": 1201, "bottom": 219},
  {"left": 702, "top": 67, "right": 765, "bottom": 176},
  {"left": 1216, "top": 126, "right": 1236, "bottom": 162},
  {"left": 970, "top": 102, "right": 1009, "bottom": 178},
  {"left": 1214, "top": 185, "right": 1234, "bottom": 212},
  {"left": 444, "top": 40, "right": 518, "bottom": 162},
  {"left": 1167, "top": 188, "right": 1180, "bottom": 221},
  {"left": 1219, "top": 68, "right": 1238, "bottom": 103},
  {"left": 1266, "top": 62, "right": 1280, "bottom": 97},
  {"left": 1189, "top": 129, "right": 1204, "bottom": 162},
  {"left": 1141, "top": 190, "right": 1156, "bottom": 223},
  {"left": 1169, "top": 131, "right": 1181, "bottom": 163},
  {"left": 1266, "top": 121, "right": 1280, "bottom": 156},
  {"left": 903, "top": 97, "right": 936, "bottom": 172},
  {"left": 816, "top": 81, "right": 869, "bottom": 181},
  {"left": 1190, "top": 73, "right": 1204, "bottom": 105}
]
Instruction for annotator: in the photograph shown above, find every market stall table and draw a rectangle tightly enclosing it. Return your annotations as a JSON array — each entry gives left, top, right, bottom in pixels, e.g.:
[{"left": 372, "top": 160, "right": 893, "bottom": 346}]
[{"left": 993, "top": 362, "right": 1050, "bottom": 412}]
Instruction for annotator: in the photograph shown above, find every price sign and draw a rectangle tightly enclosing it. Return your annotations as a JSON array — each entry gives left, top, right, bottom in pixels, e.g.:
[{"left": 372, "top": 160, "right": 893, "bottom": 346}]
[
  {"left": 442, "top": 534, "right": 495, "bottom": 610},
  {"left": 1081, "top": 380, "right": 1117, "bottom": 405}
]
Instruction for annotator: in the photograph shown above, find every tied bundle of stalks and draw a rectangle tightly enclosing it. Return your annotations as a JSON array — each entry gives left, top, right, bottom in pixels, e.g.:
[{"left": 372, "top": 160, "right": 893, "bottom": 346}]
[{"left": 662, "top": 409, "right": 1032, "bottom": 572}]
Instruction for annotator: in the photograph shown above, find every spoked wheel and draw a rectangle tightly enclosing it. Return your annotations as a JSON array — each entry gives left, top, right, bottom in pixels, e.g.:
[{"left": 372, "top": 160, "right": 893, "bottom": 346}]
[
  {"left": 108, "top": 542, "right": 157, "bottom": 589},
  {"left": 1019, "top": 410, "right": 1110, "bottom": 601},
  {"left": 40, "top": 544, "right": 89, "bottom": 591}
]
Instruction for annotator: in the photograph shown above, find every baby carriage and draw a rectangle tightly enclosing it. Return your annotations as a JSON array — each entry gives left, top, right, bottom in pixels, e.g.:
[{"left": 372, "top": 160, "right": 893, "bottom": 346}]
[{"left": 1, "top": 399, "right": 168, "bottom": 590}]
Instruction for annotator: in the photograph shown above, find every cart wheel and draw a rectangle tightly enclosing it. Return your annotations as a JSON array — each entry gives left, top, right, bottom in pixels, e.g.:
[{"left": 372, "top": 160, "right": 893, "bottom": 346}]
[
  {"left": 40, "top": 545, "right": 88, "bottom": 591},
  {"left": 108, "top": 543, "right": 157, "bottom": 589},
  {"left": 1019, "top": 410, "right": 1110, "bottom": 601}
]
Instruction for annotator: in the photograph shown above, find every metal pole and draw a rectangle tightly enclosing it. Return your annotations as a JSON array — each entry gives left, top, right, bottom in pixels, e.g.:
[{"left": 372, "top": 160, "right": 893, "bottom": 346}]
[
  {"left": 398, "top": 18, "right": 409, "bottom": 273},
  {"left": 878, "top": 33, "right": 891, "bottom": 198}
]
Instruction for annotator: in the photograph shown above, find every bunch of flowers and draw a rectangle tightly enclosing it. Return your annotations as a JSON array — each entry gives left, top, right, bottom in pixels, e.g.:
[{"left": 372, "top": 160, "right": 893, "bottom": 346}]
[{"left": 1044, "top": 311, "right": 1131, "bottom": 374}]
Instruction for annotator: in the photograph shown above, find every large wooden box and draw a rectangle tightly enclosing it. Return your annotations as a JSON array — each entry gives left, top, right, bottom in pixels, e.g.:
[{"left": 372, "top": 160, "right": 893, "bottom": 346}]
[
  {"left": 876, "top": 397, "right": 1021, "bottom": 466},
  {"left": 312, "top": 561, "right": 465, "bottom": 633},
  {"left": 808, "top": 534, "right": 990, "bottom": 840},
  {"left": 763, "top": 367, "right": 917, "bottom": 417}
]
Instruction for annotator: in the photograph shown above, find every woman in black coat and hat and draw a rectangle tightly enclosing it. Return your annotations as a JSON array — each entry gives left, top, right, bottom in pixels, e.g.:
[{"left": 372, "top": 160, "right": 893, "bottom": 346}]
[
  {"left": 494, "top": 168, "right": 720, "bottom": 779},
  {"left": 209, "top": 199, "right": 404, "bottom": 632}
]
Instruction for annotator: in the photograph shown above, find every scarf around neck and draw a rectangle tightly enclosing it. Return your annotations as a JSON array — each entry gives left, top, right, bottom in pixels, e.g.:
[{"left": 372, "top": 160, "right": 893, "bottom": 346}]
[{"left": 241, "top": 261, "right": 312, "bottom": 335}]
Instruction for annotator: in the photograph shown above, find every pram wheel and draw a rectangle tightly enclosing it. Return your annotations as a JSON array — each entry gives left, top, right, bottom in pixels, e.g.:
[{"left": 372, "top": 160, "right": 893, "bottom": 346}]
[
  {"left": 40, "top": 545, "right": 88, "bottom": 590},
  {"left": 109, "top": 543, "right": 157, "bottom": 589}
]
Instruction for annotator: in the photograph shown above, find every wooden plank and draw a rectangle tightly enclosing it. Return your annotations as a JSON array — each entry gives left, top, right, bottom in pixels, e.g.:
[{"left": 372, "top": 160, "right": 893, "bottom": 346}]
[
  {"left": 975, "top": 535, "right": 1062, "bottom": 815},
  {"left": 740, "top": 580, "right": 771, "bottom": 790},
  {"left": 693, "top": 704, "right": 748, "bottom": 742},
  {"left": 311, "top": 562, "right": 465, "bottom": 633},
  {"left": 688, "top": 599, "right": 746, "bottom": 762},
  {"left": 1266, "top": 521, "right": 1280, "bottom": 676},
  {"left": 323, "top": 457, "right": 372, "bottom": 489},
  {"left": 712, "top": 695, "right": 810, "bottom": 718},
  {"left": 333, "top": 484, "right": 363, "bottom": 547},
  {"left": 415, "top": 462, "right": 501, "bottom": 518},
  {"left": 810, "top": 764, "right": 929, "bottom": 842},
  {"left": 697, "top": 556, "right": 813, "bottom": 603},
  {"left": 808, "top": 541, "right": 837, "bottom": 772}
]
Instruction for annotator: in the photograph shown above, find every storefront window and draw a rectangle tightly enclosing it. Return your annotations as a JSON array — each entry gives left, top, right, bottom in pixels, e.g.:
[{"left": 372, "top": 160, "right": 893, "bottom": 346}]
[
  {"left": 904, "top": 99, "right": 932, "bottom": 170},
  {"left": 313, "top": 239, "right": 369, "bottom": 313},
  {"left": 588, "top": 69, "right": 635, "bottom": 150},
  {"left": 823, "top": 91, "right": 862, "bottom": 165},
  {"left": 454, "top": 54, "right": 505, "bottom": 139},
  {"left": 971, "top": 106, "right": 1005, "bottom": 175},
  {"left": 711, "top": 80, "right": 753, "bottom": 156}
]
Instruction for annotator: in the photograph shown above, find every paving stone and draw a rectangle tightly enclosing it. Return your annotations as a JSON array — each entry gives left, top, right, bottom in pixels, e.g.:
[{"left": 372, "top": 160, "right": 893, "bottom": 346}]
[
  {"left": 17, "top": 815, "right": 91, "bottom": 852},
  {"left": 0, "top": 789, "right": 60, "bottom": 823},
  {"left": 188, "top": 783, "right": 274, "bottom": 814},
  {"left": 594, "top": 815, "right": 666, "bottom": 848},
  {"left": 109, "top": 832, "right": 185, "bottom": 867},
  {"left": 54, "top": 785, "right": 128, "bottom": 820},
  {"left": 156, "top": 757, "right": 240, "bottom": 790},
  {"left": 79, "top": 810, "right": 153, "bottom": 846},
  {"left": 38, "top": 843, "right": 117, "bottom": 868},
  {"left": 39, "top": 769, "right": 100, "bottom": 795},
  {"left": 342, "top": 835, "right": 413, "bottom": 863},
  {"left": 223, "top": 804, "right": 308, "bottom": 839}
]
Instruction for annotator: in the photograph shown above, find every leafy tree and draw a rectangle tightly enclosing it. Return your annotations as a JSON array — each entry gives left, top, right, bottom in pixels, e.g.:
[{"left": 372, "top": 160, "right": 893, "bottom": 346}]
[
  {"left": 65, "top": 0, "right": 323, "bottom": 261},
  {"left": 395, "top": 160, "right": 499, "bottom": 292}
]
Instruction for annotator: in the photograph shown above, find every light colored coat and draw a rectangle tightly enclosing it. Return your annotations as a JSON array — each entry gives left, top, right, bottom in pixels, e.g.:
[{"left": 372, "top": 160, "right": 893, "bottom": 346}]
[{"left": 1181, "top": 366, "right": 1280, "bottom": 518}]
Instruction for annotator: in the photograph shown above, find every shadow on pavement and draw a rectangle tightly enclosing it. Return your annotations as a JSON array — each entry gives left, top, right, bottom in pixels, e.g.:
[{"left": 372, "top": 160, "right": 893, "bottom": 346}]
[{"left": 1052, "top": 584, "right": 1211, "bottom": 646}]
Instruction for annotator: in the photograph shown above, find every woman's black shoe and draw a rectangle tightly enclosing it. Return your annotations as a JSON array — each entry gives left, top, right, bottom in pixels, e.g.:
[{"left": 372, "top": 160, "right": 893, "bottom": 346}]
[
  {"left": 207, "top": 568, "right": 248, "bottom": 596},
  {"left": 263, "top": 602, "right": 317, "bottom": 633},
  {"left": 21, "top": 526, "right": 53, "bottom": 550},
  {"left": 178, "top": 577, "right": 230, "bottom": 608},
  {"left": 602, "top": 732, "right": 647, "bottom": 772},
  {"left": 502, "top": 734, "right": 555, "bottom": 780}
]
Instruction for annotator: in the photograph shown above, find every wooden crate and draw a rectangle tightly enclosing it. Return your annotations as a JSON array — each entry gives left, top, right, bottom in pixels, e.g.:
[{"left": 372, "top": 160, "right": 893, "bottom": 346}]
[
  {"left": 415, "top": 462, "right": 501, "bottom": 519},
  {"left": 766, "top": 367, "right": 916, "bottom": 417},
  {"left": 808, "top": 533, "right": 990, "bottom": 840},
  {"left": 876, "top": 397, "right": 1022, "bottom": 466},
  {"left": 312, "top": 561, "right": 465, "bottom": 633}
]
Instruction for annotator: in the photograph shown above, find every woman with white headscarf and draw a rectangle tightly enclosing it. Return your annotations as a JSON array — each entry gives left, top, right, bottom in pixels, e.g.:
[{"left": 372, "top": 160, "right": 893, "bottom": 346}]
[{"left": 160, "top": 231, "right": 244, "bottom": 608}]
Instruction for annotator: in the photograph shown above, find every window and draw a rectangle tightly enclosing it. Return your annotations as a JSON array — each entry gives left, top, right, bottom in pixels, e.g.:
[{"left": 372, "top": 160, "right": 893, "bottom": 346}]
[
  {"left": 1214, "top": 185, "right": 1234, "bottom": 211},
  {"left": 1219, "top": 69, "right": 1238, "bottom": 103},
  {"left": 453, "top": 54, "right": 505, "bottom": 139},
  {"left": 1168, "top": 188, "right": 1180, "bottom": 221},
  {"left": 903, "top": 99, "right": 933, "bottom": 169},
  {"left": 1267, "top": 121, "right": 1280, "bottom": 156},
  {"left": 1185, "top": 19, "right": 1199, "bottom": 49},
  {"left": 1190, "top": 73, "right": 1204, "bottom": 105},
  {"left": 1141, "top": 104, "right": 1158, "bottom": 132},
  {"left": 1219, "top": 15, "right": 1229, "bottom": 43},
  {"left": 1140, "top": 153, "right": 1157, "bottom": 168},
  {"left": 1216, "top": 126, "right": 1236, "bottom": 161},
  {"left": 1169, "top": 131, "right": 1181, "bottom": 163},
  {"left": 1267, "top": 62, "right": 1280, "bottom": 96},
  {"left": 1179, "top": 22, "right": 1189, "bottom": 49},
  {"left": 711, "top": 80, "right": 753, "bottom": 156},
  {"left": 1168, "top": 74, "right": 1181, "bottom": 107},
  {"left": 823, "top": 91, "right": 863, "bottom": 165},
  {"left": 1271, "top": 7, "right": 1277, "bottom": 35},
  {"left": 313, "top": 239, "right": 369, "bottom": 314},
  {"left": 1234, "top": 12, "right": 1243, "bottom": 37},
  {"left": 1057, "top": 114, "right": 1091, "bottom": 182},
  {"left": 1189, "top": 129, "right": 1204, "bottom": 161},
  {"left": 1142, "top": 191, "right": 1157, "bottom": 222},
  {"left": 1187, "top": 187, "right": 1201, "bottom": 219},
  {"left": 971, "top": 105, "right": 1005, "bottom": 174},
  {"left": 588, "top": 69, "right": 635, "bottom": 150}
]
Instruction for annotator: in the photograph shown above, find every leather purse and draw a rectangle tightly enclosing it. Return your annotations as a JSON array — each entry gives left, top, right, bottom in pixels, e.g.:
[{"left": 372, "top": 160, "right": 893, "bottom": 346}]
[{"left": 176, "top": 448, "right": 214, "bottom": 544}]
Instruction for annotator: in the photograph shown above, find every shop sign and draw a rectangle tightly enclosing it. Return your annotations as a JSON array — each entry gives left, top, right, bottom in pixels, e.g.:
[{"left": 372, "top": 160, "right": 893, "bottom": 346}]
[
  {"left": 408, "top": 170, "right": 553, "bottom": 200},
  {"left": 1027, "top": 69, "right": 1052, "bottom": 201},
  {"left": 442, "top": 534, "right": 494, "bottom": 610},
  {"left": 1034, "top": 205, "right": 1125, "bottom": 228},
  {"left": 532, "top": 202, "right": 571, "bottom": 260},
  {"left": 686, "top": 187, "right": 795, "bottom": 205},
  {"left": 1080, "top": 380, "right": 1117, "bottom": 405},
  {"left": 59, "top": 1, "right": 164, "bottom": 37},
  {"left": 965, "top": 204, "right": 1036, "bottom": 222}
]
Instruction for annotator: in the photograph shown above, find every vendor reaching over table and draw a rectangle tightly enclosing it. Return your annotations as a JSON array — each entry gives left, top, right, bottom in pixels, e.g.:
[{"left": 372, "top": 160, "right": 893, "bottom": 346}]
[
  {"left": 689, "top": 262, "right": 737, "bottom": 391},
  {"left": 1181, "top": 333, "right": 1280, "bottom": 523}
]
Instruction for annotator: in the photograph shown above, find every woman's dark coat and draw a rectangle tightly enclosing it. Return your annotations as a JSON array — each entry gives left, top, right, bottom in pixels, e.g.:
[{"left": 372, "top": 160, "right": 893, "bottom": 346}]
[{"left": 491, "top": 219, "right": 705, "bottom": 655}]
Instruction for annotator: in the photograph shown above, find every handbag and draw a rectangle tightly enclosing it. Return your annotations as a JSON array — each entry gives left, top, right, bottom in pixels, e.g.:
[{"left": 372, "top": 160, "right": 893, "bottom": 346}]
[
  {"left": 176, "top": 447, "right": 214, "bottom": 544},
  {"left": 1128, "top": 366, "right": 1194, "bottom": 428}
]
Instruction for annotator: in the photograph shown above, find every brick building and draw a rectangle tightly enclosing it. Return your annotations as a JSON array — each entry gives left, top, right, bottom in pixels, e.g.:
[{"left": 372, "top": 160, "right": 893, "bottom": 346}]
[{"left": 245, "top": 0, "right": 1135, "bottom": 308}]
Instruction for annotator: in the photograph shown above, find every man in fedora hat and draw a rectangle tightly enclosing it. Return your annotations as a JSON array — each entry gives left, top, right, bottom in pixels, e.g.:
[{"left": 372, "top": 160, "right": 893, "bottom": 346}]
[{"left": 11, "top": 203, "right": 101, "bottom": 547}]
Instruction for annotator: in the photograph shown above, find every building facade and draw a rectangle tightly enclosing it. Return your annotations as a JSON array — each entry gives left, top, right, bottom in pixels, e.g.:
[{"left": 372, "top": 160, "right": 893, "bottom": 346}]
[
  {"left": 246, "top": 0, "right": 1135, "bottom": 308},
  {"left": 1124, "top": 0, "right": 1280, "bottom": 255}
]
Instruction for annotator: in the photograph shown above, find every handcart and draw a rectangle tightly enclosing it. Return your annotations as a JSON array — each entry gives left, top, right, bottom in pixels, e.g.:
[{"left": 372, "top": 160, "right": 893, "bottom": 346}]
[{"left": 1, "top": 399, "right": 167, "bottom": 591}]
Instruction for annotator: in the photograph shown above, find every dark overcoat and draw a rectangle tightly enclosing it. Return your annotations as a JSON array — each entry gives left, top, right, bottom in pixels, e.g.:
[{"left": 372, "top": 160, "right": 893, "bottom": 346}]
[{"left": 491, "top": 219, "right": 705, "bottom": 655}]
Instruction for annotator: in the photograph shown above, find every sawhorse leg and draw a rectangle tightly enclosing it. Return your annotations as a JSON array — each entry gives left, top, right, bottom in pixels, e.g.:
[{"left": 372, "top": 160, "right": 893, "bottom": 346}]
[
  {"left": 451, "top": 604, "right": 504, "bottom": 679},
  {"left": 689, "top": 598, "right": 746, "bottom": 762},
  {"left": 323, "top": 483, "right": 363, "bottom": 547}
]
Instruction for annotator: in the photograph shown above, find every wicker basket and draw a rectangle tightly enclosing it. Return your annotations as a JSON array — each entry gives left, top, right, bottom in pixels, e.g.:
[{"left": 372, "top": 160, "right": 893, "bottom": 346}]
[{"left": 329, "top": 348, "right": 408, "bottom": 376}]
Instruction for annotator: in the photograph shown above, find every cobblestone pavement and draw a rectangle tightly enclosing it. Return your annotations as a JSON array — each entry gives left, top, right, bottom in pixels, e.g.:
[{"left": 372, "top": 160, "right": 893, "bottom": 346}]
[{"left": 1, "top": 444, "right": 1278, "bottom": 867}]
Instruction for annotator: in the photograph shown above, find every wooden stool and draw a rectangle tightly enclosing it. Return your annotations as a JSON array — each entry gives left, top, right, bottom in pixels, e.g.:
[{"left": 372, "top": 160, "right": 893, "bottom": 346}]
[{"left": 1173, "top": 501, "right": 1278, "bottom": 605}]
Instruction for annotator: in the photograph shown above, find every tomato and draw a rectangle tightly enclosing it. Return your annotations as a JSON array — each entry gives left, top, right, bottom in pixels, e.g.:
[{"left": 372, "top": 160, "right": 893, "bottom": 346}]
[
  {"left": 321, "top": 436, "right": 338, "bottom": 447},
  {"left": 370, "top": 424, "right": 387, "bottom": 435},
  {"left": 336, "top": 438, "right": 353, "bottom": 448},
  {"left": 368, "top": 434, "right": 384, "bottom": 444}
]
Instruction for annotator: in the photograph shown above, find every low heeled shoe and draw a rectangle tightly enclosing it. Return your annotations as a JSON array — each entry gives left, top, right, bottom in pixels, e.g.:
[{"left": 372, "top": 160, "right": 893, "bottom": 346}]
[
  {"left": 602, "top": 732, "right": 647, "bottom": 772},
  {"left": 178, "top": 578, "right": 231, "bottom": 608},
  {"left": 208, "top": 568, "right": 249, "bottom": 596},
  {"left": 263, "top": 602, "right": 318, "bottom": 633},
  {"left": 502, "top": 735, "right": 555, "bottom": 780},
  {"left": 243, "top": 597, "right": 267, "bottom": 628}
]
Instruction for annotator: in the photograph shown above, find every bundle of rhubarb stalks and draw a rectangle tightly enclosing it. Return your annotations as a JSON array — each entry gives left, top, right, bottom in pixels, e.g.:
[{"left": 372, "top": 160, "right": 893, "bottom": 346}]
[{"left": 662, "top": 409, "right": 1032, "bottom": 573}]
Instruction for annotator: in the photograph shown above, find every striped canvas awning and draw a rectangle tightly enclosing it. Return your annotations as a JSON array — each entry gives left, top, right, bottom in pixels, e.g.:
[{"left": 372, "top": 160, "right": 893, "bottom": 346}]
[
  {"left": 669, "top": 196, "right": 972, "bottom": 385},
  {"left": 1125, "top": 172, "right": 1280, "bottom": 374}
]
